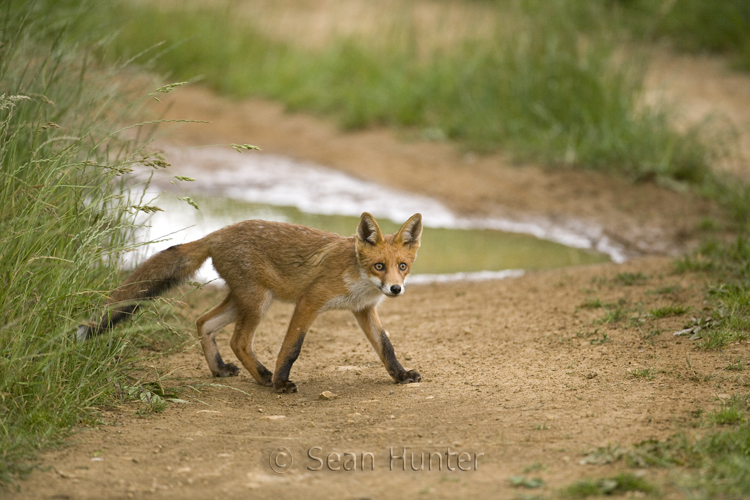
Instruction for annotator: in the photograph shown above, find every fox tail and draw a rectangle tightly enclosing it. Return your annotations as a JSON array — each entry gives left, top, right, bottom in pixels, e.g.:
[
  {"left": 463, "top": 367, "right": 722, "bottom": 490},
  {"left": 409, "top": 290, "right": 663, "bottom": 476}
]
[{"left": 77, "top": 239, "right": 210, "bottom": 341}]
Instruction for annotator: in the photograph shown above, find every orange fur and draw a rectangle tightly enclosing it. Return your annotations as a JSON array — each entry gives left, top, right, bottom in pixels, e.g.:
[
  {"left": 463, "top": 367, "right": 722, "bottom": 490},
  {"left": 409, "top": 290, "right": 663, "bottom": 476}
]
[{"left": 80, "top": 213, "right": 422, "bottom": 393}]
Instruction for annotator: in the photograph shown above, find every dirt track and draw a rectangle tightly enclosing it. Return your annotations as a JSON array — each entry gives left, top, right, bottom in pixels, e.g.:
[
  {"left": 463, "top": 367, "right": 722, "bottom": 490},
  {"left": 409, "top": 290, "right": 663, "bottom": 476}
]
[
  {"left": 10, "top": 256, "right": 746, "bottom": 499},
  {"left": 8, "top": 50, "right": 750, "bottom": 498}
]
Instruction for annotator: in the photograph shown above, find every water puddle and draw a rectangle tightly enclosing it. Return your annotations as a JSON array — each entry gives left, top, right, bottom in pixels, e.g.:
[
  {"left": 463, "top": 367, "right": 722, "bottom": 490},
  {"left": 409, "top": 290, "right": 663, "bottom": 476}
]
[{"left": 128, "top": 147, "right": 617, "bottom": 283}]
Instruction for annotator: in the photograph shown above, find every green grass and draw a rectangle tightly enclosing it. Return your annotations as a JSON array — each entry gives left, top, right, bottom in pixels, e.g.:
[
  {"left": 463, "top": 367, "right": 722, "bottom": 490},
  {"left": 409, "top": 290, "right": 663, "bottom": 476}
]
[
  {"left": 725, "top": 359, "right": 746, "bottom": 371},
  {"left": 642, "top": 406, "right": 750, "bottom": 498},
  {"left": 649, "top": 304, "right": 690, "bottom": 318},
  {"left": 562, "top": 472, "right": 656, "bottom": 497},
  {"left": 586, "top": 396, "right": 750, "bottom": 498},
  {"left": 645, "top": 0, "right": 750, "bottom": 71},
  {"left": 0, "top": 0, "right": 184, "bottom": 483},
  {"left": 631, "top": 368, "right": 657, "bottom": 381},
  {"left": 597, "top": 307, "right": 627, "bottom": 325},
  {"left": 709, "top": 406, "right": 745, "bottom": 426},
  {"left": 613, "top": 272, "right": 649, "bottom": 286},
  {"left": 675, "top": 236, "right": 750, "bottom": 349},
  {"left": 626, "top": 231, "right": 750, "bottom": 499},
  {"left": 579, "top": 298, "right": 611, "bottom": 309},
  {"left": 480, "top": 0, "right": 750, "bottom": 72},
  {"left": 66, "top": 0, "right": 718, "bottom": 186}
]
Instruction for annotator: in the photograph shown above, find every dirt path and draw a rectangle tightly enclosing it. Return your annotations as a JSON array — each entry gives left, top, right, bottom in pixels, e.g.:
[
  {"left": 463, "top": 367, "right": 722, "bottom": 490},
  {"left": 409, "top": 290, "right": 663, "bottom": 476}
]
[
  {"left": 9, "top": 44, "right": 750, "bottom": 498},
  {"left": 10, "top": 256, "right": 746, "bottom": 499}
]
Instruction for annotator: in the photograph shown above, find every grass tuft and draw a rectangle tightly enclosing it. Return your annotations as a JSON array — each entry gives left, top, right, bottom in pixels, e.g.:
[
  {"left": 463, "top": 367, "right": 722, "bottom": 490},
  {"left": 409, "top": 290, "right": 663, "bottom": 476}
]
[
  {"left": 649, "top": 305, "right": 690, "bottom": 318},
  {"left": 631, "top": 368, "right": 657, "bottom": 380},
  {"left": 676, "top": 236, "right": 750, "bottom": 349},
  {"left": 0, "top": 0, "right": 184, "bottom": 482},
  {"left": 613, "top": 272, "right": 649, "bottom": 286},
  {"left": 562, "top": 472, "right": 656, "bottom": 497}
]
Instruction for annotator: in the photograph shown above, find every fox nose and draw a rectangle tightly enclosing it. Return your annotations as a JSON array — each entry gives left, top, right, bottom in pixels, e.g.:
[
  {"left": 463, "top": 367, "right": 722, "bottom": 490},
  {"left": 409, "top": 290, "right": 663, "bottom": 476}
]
[{"left": 390, "top": 285, "right": 402, "bottom": 295}]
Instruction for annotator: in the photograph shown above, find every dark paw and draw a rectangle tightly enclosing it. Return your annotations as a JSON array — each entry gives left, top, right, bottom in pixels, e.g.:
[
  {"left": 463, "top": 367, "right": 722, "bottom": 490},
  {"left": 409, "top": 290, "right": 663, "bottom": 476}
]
[
  {"left": 258, "top": 366, "right": 273, "bottom": 387},
  {"left": 398, "top": 369, "right": 421, "bottom": 384},
  {"left": 214, "top": 362, "right": 240, "bottom": 377},
  {"left": 274, "top": 380, "right": 298, "bottom": 394}
]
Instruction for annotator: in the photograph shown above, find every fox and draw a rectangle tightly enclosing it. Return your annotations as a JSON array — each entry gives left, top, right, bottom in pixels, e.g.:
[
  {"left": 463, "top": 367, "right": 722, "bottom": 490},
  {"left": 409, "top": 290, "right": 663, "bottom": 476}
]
[{"left": 78, "top": 212, "right": 422, "bottom": 393}]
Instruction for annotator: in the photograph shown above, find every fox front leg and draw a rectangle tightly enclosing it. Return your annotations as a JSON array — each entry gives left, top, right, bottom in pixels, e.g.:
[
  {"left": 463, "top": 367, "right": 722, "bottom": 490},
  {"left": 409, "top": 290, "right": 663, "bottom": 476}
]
[{"left": 354, "top": 307, "right": 421, "bottom": 384}]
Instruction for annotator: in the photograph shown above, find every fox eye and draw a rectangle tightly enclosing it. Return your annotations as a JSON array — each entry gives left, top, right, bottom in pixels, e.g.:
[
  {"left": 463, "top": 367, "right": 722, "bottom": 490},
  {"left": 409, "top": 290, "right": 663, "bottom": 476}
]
[
  {"left": 374, "top": 263, "right": 385, "bottom": 271},
  {"left": 398, "top": 262, "right": 407, "bottom": 271}
]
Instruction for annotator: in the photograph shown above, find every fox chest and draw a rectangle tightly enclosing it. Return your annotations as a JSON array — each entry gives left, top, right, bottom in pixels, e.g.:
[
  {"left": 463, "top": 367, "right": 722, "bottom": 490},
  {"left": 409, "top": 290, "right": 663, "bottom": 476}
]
[{"left": 322, "top": 275, "right": 385, "bottom": 312}]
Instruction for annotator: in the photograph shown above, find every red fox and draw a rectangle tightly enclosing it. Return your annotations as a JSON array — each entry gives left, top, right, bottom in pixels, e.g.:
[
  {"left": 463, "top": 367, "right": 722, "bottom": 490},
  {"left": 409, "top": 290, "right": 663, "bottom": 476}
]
[{"left": 79, "top": 212, "right": 422, "bottom": 393}]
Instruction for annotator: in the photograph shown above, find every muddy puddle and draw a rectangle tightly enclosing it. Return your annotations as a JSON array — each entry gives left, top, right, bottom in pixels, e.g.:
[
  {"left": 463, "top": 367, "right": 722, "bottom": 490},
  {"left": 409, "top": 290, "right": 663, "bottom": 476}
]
[{"left": 127, "top": 147, "right": 615, "bottom": 281}]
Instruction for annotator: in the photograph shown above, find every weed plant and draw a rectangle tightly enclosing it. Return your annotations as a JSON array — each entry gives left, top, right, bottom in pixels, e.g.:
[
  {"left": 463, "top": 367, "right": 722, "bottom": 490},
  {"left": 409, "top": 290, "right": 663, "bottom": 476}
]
[{"left": 0, "top": 1, "right": 166, "bottom": 482}]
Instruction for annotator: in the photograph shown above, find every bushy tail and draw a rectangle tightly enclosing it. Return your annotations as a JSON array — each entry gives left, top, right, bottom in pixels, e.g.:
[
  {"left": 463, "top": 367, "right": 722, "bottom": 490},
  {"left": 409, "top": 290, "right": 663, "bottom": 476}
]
[{"left": 77, "top": 239, "right": 210, "bottom": 340}]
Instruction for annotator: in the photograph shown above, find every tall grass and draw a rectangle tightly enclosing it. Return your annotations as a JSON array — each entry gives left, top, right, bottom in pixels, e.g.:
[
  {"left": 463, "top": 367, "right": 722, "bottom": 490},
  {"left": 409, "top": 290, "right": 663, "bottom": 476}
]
[
  {"left": 625, "top": 0, "right": 750, "bottom": 71},
  {"left": 0, "top": 0, "right": 158, "bottom": 482},
  {"left": 83, "top": 0, "right": 714, "bottom": 185}
]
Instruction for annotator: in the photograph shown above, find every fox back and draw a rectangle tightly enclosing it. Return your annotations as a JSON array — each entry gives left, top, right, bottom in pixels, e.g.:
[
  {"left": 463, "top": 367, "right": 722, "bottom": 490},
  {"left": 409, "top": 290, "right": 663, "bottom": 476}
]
[{"left": 80, "top": 212, "right": 423, "bottom": 393}]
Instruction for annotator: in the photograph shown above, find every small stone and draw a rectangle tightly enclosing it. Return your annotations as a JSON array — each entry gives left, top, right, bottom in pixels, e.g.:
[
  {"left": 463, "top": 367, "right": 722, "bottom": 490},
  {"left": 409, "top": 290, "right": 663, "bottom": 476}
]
[{"left": 319, "top": 391, "right": 337, "bottom": 400}]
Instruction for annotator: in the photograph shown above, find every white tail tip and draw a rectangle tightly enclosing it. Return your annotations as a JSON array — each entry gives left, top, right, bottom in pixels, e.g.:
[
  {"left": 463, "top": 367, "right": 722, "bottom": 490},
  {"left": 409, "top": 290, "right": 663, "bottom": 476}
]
[{"left": 76, "top": 325, "right": 90, "bottom": 342}]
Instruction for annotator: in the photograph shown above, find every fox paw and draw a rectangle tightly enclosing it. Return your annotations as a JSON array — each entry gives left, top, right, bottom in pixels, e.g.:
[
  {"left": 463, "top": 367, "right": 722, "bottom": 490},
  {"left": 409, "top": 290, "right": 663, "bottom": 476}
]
[
  {"left": 257, "top": 366, "right": 273, "bottom": 387},
  {"left": 274, "top": 380, "right": 298, "bottom": 394},
  {"left": 214, "top": 362, "right": 240, "bottom": 378},
  {"left": 397, "top": 369, "right": 421, "bottom": 384}
]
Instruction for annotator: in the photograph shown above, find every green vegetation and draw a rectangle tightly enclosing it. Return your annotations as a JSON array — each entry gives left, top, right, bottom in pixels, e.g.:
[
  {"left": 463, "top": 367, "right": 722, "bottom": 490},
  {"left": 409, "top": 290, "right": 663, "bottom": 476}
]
[
  {"left": 597, "top": 307, "right": 627, "bottom": 325},
  {"left": 68, "top": 0, "right": 718, "bottom": 186},
  {"left": 613, "top": 272, "right": 649, "bottom": 286},
  {"left": 591, "top": 396, "right": 750, "bottom": 499},
  {"left": 562, "top": 472, "right": 656, "bottom": 497},
  {"left": 630, "top": 368, "right": 657, "bottom": 380},
  {"left": 649, "top": 304, "right": 690, "bottom": 318},
  {"left": 2, "top": 0, "right": 750, "bottom": 496},
  {"left": 510, "top": 474, "right": 545, "bottom": 488},
  {"left": 675, "top": 237, "right": 750, "bottom": 349},
  {"left": 725, "top": 358, "right": 746, "bottom": 371},
  {"left": 64, "top": 0, "right": 750, "bottom": 227},
  {"left": 627, "top": 0, "right": 750, "bottom": 71},
  {"left": 0, "top": 0, "right": 187, "bottom": 482}
]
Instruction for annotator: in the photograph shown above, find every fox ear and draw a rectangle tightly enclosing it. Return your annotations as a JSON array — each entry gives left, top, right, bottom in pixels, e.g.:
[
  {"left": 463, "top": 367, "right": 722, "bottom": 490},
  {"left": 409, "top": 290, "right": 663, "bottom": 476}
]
[
  {"left": 395, "top": 213, "right": 422, "bottom": 247},
  {"left": 357, "top": 212, "right": 384, "bottom": 245}
]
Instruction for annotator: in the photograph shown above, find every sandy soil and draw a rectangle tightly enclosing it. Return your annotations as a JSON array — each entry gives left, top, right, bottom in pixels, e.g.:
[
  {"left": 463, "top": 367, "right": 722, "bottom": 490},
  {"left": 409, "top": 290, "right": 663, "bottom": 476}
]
[
  {"left": 8, "top": 15, "right": 750, "bottom": 498},
  {"left": 9, "top": 256, "right": 747, "bottom": 499}
]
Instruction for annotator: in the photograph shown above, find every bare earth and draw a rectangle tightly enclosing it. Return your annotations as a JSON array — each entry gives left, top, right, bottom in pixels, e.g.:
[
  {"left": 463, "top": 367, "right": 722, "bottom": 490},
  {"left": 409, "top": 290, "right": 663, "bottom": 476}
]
[{"left": 8, "top": 53, "right": 750, "bottom": 498}]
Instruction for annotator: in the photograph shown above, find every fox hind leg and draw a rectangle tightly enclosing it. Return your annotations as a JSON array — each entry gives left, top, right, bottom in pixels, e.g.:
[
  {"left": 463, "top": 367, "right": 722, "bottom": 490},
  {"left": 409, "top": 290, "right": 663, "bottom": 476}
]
[
  {"left": 230, "top": 290, "right": 274, "bottom": 387},
  {"left": 196, "top": 295, "right": 240, "bottom": 377}
]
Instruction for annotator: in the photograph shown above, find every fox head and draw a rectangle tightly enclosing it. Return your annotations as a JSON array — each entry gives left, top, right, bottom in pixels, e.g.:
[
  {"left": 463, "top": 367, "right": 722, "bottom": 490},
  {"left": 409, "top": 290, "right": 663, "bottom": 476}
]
[{"left": 355, "top": 212, "right": 422, "bottom": 297}]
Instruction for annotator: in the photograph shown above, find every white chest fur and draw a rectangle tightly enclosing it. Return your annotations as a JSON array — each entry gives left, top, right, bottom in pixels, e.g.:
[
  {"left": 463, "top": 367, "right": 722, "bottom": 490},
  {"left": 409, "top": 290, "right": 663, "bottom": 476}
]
[{"left": 323, "top": 273, "right": 385, "bottom": 312}]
